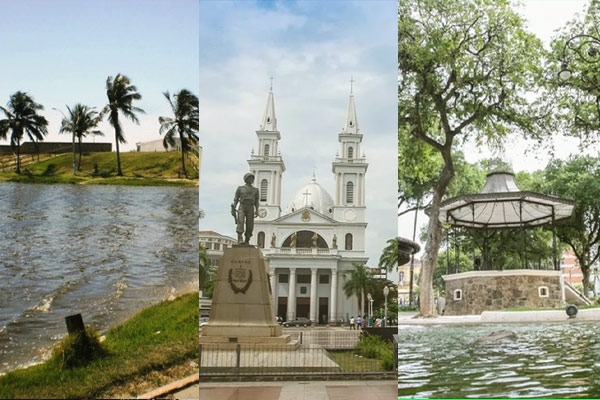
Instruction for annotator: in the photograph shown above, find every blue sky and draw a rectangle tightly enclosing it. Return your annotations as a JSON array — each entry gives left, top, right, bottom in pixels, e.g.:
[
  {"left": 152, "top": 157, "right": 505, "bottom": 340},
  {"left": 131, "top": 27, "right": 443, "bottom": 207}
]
[
  {"left": 0, "top": 0, "right": 198, "bottom": 151},
  {"left": 199, "top": 0, "right": 398, "bottom": 267}
]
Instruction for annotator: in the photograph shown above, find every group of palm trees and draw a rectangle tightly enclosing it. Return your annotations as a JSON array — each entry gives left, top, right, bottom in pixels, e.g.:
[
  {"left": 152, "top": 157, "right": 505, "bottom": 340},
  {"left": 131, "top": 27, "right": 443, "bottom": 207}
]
[{"left": 0, "top": 73, "right": 199, "bottom": 177}]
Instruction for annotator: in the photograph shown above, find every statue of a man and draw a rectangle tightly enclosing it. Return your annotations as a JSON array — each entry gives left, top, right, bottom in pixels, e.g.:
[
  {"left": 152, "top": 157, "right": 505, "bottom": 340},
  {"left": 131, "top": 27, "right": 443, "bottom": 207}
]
[{"left": 231, "top": 173, "right": 259, "bottom": 244}]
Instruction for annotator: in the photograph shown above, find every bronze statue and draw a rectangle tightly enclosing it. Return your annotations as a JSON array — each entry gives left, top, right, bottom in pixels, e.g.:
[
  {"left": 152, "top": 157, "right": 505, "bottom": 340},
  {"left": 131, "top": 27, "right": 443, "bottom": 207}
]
[{"left": 231, "top": 173, "right": 259, "bottom": 244}]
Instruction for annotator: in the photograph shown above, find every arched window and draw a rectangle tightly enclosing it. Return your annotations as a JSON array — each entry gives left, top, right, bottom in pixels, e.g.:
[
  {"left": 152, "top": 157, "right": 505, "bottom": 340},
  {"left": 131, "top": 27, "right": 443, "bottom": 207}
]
[
  {"left": 345, "top": 233, "right": 353, "bottom": 250},
  {"left": 348, "top": 146, "right": 354, "bottom": 159},
  {"left": 260, "top": 179, "right": 268, "bottom": 202},
  {"left": 264, "top": 143, "right": 270, "bottom": 157},
  {"left": 346, "top": 182, "right": 354, "bottom": 204},
  {"left": 258, "top": 231, "right": 265, "bottom": 248}
]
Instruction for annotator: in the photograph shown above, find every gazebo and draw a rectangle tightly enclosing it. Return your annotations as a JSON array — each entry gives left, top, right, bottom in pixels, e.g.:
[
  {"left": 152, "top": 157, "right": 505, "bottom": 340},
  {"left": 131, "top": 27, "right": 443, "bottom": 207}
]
[
  {"left": 437, "top": 172, "right": 581, "bottom": 315},
  {"left": 438, "top": 171, "right": 574, "bottom": 270}
]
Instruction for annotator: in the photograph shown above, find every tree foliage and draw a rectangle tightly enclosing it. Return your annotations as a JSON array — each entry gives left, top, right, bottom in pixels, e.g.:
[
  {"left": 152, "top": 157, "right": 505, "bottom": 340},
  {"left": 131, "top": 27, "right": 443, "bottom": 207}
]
[
  {"left": 102, "top": 73, "right": 144, "bottom": 176},
  {"left": 548, "top": 0, "right": 600, "bottom": 146},
  {"left": 159, "top": 89, "right": 199, "bottom": 178},
  {"left": 399, "top": 0, "right": 546, "bottom": 316},
  {"left": 58, "top": 104, "right": 103, "bottom": 171},
  {"left": 538, "top": 155, "right": 600, "bottom": 295},
  {"left": 0, "top": 91, "right": 48, "bottom": 174}
]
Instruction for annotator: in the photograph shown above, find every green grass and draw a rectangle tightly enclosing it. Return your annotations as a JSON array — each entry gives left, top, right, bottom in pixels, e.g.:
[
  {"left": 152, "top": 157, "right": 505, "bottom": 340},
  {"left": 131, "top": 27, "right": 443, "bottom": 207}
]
[
  {"left": 328, "top": 352, "right": 384, "bottom": 372},
  {"left": 0, "top": 151, "right": 198, "bottom": 186},
  {"left": 0, "top": 292, "right": 199, "bottom": 399}
]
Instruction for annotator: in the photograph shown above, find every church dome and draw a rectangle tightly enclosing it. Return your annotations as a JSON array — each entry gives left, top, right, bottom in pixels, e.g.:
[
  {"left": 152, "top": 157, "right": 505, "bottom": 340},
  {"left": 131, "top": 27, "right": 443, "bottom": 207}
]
[{"left": 288, "top": 175, "right": 334, "bottom": 215}]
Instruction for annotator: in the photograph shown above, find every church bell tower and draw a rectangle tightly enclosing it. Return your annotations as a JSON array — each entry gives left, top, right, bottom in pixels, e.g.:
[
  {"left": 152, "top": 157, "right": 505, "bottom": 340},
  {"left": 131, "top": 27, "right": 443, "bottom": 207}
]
[
  {"left": 332, "top": 83, "right": 368, "bottom": 223},
  {"left": 248, "top": 82, "right": 285, "bottom": 221}
]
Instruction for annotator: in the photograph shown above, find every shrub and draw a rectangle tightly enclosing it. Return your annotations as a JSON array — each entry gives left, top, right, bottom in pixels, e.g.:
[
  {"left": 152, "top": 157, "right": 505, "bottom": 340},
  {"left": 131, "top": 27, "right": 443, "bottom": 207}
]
[{"left": 51, "top": 327, "right": 107, "bottom": 369}]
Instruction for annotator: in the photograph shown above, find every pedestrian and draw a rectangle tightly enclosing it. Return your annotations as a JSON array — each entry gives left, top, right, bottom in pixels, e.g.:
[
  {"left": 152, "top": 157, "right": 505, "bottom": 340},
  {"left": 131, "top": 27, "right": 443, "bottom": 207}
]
[
  {"left": 350, "top": 316, "right": 355, "bottom": 330},
  {"left": 356, "top": 315, "right": 362, "bottom": 330}
]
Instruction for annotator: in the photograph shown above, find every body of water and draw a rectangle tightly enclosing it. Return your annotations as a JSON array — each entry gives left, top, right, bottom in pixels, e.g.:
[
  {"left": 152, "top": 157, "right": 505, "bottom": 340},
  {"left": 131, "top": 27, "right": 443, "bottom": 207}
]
[
  {"left": 398, "top": 322, "right": 600, "bottom": 398},
  {"left": 0, "top": 183, "right": 198, "bottom": 373}
]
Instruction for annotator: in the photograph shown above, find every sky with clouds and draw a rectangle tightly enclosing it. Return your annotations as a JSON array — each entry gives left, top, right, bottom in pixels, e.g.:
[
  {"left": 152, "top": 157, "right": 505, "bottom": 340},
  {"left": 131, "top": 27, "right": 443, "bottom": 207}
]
[
  {"left": 199, "top": 0, "right": 398, "bottom": 267},
  {"left": 0, "top": 0, "right": 198, "bottom": 152},
  {"left": 398, "top": 0, "right": 591, "bottom": 251}
]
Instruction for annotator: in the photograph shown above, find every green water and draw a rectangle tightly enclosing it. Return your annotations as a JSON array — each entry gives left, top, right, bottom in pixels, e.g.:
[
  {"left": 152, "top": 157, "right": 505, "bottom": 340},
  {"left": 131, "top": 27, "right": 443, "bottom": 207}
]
[{"left": 398, "top": 322, "right": 600, "bottom": 398}]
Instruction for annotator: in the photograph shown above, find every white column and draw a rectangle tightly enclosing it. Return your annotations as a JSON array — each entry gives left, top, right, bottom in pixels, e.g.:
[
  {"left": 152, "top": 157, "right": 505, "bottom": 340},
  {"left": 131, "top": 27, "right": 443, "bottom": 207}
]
[
  {"left": 270, "top": 268, "right": 277, "bottom": 314},
  {"left": 270, "top": 170, "right": 275, "bottom": 204},
  {"left": 287, "top": 267, "right": 296, "bottom": 321},
  {"left": 329, "top": 268, "right": 338, "bottom": 324},
  {"left": 309, "top": 268, "right": 318, "bottom": 324}
]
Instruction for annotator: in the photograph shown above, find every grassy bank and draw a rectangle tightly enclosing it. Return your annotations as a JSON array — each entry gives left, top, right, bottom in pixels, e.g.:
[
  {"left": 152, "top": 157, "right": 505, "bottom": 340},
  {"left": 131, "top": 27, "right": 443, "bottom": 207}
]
[
  {"left": 0, "top": 151, "right": 198, "bottom": 186},
  {"left": 0, "top": 292, "right": 199, "bottom": 399}
]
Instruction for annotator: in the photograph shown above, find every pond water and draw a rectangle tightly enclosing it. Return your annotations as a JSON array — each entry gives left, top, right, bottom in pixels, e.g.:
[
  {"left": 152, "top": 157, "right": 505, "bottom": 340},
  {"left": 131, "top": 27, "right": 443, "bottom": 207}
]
[
  {"left": 0, "top": 183, "right": 198, "bottom": 373},
  {"left": 398, "top": 323, "right": 600, "bottom": 398}
]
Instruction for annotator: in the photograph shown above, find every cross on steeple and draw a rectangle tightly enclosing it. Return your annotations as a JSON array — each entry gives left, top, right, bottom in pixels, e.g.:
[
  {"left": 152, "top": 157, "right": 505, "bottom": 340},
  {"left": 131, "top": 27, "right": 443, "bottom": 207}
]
[
  {"left": 302, "top": 188, "right": 312, "bottom": 205},
  {"left": 269, "top": 76, "right": 275, "bottom": 92},
  {"left": 350, "top": 76, "right": 354, "bottom": 94}
]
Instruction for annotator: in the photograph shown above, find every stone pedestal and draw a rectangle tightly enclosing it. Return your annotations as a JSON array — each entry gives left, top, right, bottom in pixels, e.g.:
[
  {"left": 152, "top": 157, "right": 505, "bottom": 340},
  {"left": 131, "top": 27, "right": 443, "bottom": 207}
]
[{"left": 200, "top": 245, "right": 294, "bottom": 347}]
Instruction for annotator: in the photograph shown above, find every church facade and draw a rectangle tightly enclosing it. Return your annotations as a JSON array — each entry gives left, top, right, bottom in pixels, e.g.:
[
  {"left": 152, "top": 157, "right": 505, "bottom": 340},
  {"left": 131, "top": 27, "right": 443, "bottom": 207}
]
[{"left": 247, "top": 85, "right": 368, "bottom": 325}]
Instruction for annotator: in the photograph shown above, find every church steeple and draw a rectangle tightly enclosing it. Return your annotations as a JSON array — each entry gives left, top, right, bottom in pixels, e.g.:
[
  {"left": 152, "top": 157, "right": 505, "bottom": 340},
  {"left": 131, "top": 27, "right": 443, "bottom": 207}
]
[
  {"left": 248, "top": 82, "right": 285, "bottom": 222},
  {"left": 343, "top": 79, "right": 358, "bottom": 134},
  {"left": 332, "top": 81, "right": 368, "bottom": 223},
  {"left": 259, "top": 78, "right": 277, "bottom": 131}
]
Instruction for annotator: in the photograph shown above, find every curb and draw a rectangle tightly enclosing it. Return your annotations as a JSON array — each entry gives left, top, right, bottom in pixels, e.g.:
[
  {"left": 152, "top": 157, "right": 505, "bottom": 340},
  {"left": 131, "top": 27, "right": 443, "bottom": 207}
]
[{"left": 137, "top": 374, "right": 199, "bottom": 399}]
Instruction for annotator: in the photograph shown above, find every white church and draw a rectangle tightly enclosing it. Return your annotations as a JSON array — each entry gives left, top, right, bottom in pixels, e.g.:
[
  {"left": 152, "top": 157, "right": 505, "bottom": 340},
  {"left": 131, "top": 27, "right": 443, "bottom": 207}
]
[{"left": 247, "top": 85, "right": 368, "bottom": 326}]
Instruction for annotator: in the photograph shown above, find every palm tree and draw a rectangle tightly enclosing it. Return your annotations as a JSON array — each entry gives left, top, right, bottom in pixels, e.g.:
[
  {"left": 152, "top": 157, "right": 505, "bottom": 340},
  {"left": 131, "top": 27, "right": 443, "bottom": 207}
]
[
  {"left": 58, "top": 104, "right": 103, "bottom": 171},
  {"left": 0, "top": 91, "right": 48, "bottom": 174},
  {"left": 379, "top": 238, "right": 399, "bottom": 272},
  {"left": 158, "top": 89, "right": 199, "bottom": 178},
  {"left": 343, "top": 264, "right": 373, "bottom": 317},
  {"left": 101, "top": 73, "right": 144, "bottom": 176}
]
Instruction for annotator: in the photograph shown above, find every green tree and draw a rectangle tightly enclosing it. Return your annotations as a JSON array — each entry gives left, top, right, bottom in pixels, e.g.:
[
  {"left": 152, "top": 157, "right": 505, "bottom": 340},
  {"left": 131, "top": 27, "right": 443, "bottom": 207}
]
[
  {"left": 102, "top": 73, "right": 144, "bottom": 176},
  {"left": 378, "top": 238, "right": 399, "bottom": 272},
  {"left": 548, "top": 0, "right": 600, "bottom": 147},
  {"left": 399, "top": 0, "right": 546, "bottom": 316},
  {"left": 159, "top": 89, "right": 199, "bottom": 178},
  {"left": 342, "top": 264, "right": 373, "bottom": 317},
  {"left": 58, "top": 104, "right": 103, "bottom": 171},
  {"left": 0, "top": 91, "right": 48, "bottom": 174},
  {"left": 539, "top": 155, "right": 600, "bottom": 296}
]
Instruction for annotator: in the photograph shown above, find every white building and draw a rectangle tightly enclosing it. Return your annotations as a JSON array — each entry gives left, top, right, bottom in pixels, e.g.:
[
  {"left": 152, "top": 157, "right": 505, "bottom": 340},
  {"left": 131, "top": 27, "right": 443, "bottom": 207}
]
[
  {"left": 136, "top": 137, "right": 182, "bottom": 152},
  {"left": 248, "top": 86, "right": 368, "bottom": 325}
]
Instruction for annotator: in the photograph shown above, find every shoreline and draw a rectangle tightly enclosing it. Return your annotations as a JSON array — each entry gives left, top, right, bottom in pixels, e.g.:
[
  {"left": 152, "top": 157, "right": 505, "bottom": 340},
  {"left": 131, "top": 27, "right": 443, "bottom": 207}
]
[
  {"left": 1, "top": 281, "right": 199, "bottom": 376},
  {"left": 398, "top": 307, "right": 600, "bottom": 325}
]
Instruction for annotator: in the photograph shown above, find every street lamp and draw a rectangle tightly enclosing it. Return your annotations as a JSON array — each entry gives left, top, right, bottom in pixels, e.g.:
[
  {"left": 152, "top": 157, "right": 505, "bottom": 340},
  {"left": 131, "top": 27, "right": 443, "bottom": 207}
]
[
  {"left": 558, "top": 33, "right": 600, "bottom": 82},
  {"left": 52, "top": 107, "right": 76, "bottom": 175},
  {"left": 367, "top": 293, "right": 374, "bottom": 326},
  {"left": 383, "top": 286, "right": 389, "bottom": 328}
]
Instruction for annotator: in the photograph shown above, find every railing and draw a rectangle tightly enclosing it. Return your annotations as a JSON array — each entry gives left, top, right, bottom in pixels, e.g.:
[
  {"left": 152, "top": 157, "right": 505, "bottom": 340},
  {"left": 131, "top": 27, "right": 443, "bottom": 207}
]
[
  {"left": 250, "top": 155, "right": 283, "bottom": 162},
  {"left": 199, "top": 341, "right": 393, "bottom": 380},
  {"left": 271, "top": 247, "right": 338, "bottom": 256}
]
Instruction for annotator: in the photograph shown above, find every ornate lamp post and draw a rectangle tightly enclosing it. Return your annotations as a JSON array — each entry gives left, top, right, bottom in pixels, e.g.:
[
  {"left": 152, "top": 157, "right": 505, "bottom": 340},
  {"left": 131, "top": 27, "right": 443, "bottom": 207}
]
[
  {"left": 558, "top": 33, "right": 600, "bottom": 81},
  {"left": 383, "top": 286, "right": 389, "bottom": 328}
]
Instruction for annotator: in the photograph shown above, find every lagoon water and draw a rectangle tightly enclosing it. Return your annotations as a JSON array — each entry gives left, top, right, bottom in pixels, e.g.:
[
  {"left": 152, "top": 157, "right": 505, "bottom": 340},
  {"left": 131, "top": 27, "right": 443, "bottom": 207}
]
[
  {"left": 398, "top": 323, "right": 600, "bottom": 398},
  {"left": 0, "top": 183, "right": 198, "bottom": 373}
]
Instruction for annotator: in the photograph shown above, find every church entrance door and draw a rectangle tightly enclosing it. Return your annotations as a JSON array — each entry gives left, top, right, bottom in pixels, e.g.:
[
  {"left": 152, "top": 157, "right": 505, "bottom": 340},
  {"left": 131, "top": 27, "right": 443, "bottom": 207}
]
[
  {"left": 296, "top": 297, "right": 310, "bottom": 319},
  {"left": 277, "top": 297, "right": 287, "bottom": 321},
  {"left": 319, "top": 297, "right": 329, "bottom": 324}
]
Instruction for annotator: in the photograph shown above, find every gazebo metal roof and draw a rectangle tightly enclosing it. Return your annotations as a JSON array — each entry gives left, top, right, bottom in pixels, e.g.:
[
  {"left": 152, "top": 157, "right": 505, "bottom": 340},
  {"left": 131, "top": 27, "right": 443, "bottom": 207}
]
[{"left": 438, "top": 172, "right": 575, "bottom": 229}]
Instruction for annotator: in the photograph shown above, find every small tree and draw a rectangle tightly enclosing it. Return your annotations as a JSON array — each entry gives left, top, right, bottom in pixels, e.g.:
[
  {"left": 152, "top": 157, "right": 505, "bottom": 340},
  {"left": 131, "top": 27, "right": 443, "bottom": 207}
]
[{"left": 0, "top": 91, "right": 48, "bottom": 174}]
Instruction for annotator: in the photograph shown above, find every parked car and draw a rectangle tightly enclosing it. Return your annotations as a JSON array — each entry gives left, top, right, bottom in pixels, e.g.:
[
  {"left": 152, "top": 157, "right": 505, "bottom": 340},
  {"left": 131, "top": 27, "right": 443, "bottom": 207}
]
[
  {"left": 200, "top": 317, "right": 209, "bottom": 328},
  {"left": 283, "top": 317, "right": 310, "bottom": 327}
]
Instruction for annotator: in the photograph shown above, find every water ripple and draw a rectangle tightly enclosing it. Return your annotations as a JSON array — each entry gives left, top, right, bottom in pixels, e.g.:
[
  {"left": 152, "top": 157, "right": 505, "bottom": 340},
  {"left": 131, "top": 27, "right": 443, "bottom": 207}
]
[{"left": 399, "top": 323, "right": 600, "bottom": 398}]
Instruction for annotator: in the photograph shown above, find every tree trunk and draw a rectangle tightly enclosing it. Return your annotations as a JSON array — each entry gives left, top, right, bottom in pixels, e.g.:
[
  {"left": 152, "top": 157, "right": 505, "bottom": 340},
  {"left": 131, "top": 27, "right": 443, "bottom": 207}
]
[
  {"left": 115, "top": 136, "right": 122, "bottom": 176},
  {"left": 78, "top": 137, "right": 83, "bottom": 171},
  {"left": 419, "top": 160, "right": 455, "bottom": 317},
  {"left": 16, "top": 140, "right": 21, "bottom": 174},
  {"left": 179, "top": 131, "right": 187, "bottom": 178}
]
